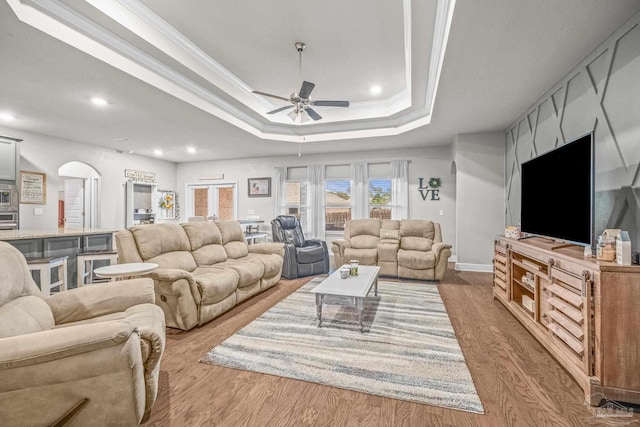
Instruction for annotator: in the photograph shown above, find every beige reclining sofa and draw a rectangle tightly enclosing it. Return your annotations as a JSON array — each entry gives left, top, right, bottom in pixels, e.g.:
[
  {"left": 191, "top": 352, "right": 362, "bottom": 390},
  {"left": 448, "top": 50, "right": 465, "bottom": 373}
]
[
  {"left": 116, "top": 220, "right": 284, "bottom": 331},
  {"left": 332, "top": 219, "right": 452, "bottom": 281},
  {"left": 0, "top": 242, "right": 165, "bottom": 426}
]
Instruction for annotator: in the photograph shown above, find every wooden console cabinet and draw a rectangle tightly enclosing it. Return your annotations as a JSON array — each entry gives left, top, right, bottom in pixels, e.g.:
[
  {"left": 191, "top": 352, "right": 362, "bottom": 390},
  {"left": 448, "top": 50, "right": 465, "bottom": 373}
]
[{"left": 493, "top": 236, "right": 640, "bottom": 405}]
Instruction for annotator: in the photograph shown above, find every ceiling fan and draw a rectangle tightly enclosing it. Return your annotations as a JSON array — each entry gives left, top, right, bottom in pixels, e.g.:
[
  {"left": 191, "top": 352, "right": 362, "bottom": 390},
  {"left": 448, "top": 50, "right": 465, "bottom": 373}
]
[{"left": 252, "top": 42, "right": 349, "bottom": 123}]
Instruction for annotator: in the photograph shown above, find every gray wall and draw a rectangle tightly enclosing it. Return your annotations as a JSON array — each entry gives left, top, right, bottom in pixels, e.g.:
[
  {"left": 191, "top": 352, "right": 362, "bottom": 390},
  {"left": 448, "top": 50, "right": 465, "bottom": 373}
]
[
  {"left": 177, "top": 146, "right": 458, "bottom": 258},
  {"left": 0, "top": 126, "right": 177, "bottom": 230},
  {"left": 454, "top": 132, "right": 505, "bottom": 270},
  {"left": 505, "top": 12, "right": 640, "bottom": 251}
]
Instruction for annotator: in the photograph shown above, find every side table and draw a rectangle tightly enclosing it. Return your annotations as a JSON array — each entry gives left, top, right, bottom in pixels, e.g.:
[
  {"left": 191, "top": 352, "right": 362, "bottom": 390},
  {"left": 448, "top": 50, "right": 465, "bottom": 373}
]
[{"left": 94, "top": 262, "right": 159, "bottom": 281}]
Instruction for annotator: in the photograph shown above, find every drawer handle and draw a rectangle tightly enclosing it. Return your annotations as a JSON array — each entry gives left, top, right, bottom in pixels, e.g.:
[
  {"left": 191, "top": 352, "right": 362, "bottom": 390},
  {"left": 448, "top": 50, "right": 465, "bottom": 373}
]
[{"left": 547, "top": 258, "right": 555, "bottom": 279}]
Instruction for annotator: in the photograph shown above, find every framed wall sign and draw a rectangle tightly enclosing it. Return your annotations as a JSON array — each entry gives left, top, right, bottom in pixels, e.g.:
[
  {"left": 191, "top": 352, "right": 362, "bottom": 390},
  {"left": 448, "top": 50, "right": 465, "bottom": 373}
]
[
  {"left": 248, "top": 177, "right": 271, "bottom": 197},
  {"left": 20, "top": 171, "right": 46, "bottom": 204}
]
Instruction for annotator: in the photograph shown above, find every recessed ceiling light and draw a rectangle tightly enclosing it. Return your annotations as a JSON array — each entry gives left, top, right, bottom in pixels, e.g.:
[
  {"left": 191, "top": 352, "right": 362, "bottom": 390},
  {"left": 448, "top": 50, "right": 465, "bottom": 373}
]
[
  {"left": 369, "top": 85, "right": 382, "bottom": 96},
  {"left": 91, "top": 97, "right": 108, "bottom": 106},
  {"left": 187, "top": 146, "right": 197, "bottom": 154},
  {"left": 153, "top": 149, "right": 163, "bottom": 156},
  {"left": 0, "top": 113, "right": 15, "bottom": 121}
]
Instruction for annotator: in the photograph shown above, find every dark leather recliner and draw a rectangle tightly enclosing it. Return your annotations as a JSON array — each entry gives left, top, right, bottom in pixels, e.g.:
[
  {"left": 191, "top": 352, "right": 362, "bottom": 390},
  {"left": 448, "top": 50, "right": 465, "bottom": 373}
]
[{"left": 271, "top": 215, "right": 330, "bottom": 279}]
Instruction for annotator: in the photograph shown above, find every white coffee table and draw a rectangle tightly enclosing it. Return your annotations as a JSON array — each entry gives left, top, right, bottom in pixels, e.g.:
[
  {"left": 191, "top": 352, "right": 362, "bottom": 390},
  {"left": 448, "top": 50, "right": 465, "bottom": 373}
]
[
  {"left": 310, "top": 265, "right": 380, "bottom": 332},
  {"left": 94, "top": 262, "right": 159, "bottom": 281}
]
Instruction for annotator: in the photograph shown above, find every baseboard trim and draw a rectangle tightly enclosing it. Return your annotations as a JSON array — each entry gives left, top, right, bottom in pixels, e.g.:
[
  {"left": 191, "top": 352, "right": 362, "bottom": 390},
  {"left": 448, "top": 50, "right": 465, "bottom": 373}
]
[{"left": 455, "top": 263, "right": 494, "bottom": 273}]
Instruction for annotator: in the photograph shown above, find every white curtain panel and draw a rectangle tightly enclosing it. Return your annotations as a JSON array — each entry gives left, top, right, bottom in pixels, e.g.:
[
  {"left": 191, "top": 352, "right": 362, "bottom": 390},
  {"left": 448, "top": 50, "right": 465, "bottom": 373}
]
[
  {"left": 391, "top": 160, "right": 409, "bottom": 220},
  {"left": 273, "top": 166, "right": 286, "bottom": 218},
  {"left": 351, "top": 162, "right": 368, "bottom": 219},
  {"left": 307, "top": 164, "right": 325, "bottom": 239}
]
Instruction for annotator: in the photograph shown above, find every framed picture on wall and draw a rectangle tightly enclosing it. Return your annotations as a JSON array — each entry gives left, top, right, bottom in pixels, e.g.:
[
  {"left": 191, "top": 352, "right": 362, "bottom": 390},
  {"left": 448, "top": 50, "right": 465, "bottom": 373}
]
[
  {"left": 19, "top": 171, "right": 46, "bottom": 204},
  {"left": 248, "top": 177, "right": 271, "bottom": 197}
]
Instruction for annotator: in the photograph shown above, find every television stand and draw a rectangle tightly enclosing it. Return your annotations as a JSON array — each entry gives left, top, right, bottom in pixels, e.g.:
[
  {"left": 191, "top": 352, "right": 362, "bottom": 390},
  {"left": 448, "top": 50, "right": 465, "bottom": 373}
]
[{"left": 493, "top": 236, "right": 640, "bottom": 406}]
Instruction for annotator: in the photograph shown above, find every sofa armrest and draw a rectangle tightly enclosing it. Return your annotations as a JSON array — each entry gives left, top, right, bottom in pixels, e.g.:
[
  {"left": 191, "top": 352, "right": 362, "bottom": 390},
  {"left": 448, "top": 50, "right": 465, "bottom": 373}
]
[
  {"left": 0, "top": 320, "right": 136, "bottom": 370},
  {"left": 432, "top": 242, "right": 452, "bottom": 262},
  {"left": 248, "top": 242, "right": 284, "bottom": 256},
  {"left": 331, "top": 239, "right": 350, "bottom": 268},
  {"left": 148, "top": 268, "right": 201, "bottom": 306},
  {"left": 47, "top": 278, "right": 155, "bottom": 325},
  {"left": 331, "top": 239, "right": 350, "bottom": 251}
]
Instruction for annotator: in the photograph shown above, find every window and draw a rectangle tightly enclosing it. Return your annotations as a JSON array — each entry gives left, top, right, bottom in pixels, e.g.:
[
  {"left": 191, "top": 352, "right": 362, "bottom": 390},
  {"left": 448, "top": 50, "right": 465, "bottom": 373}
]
[
  {"left": 325, "top": 179, "right": 351, "bottom": 231},
  {"left": 284, "top": 181, "right": 309, "bottom": 233},
  {"left": 369, "top": 178, "right": 392, "bottom": 219}
]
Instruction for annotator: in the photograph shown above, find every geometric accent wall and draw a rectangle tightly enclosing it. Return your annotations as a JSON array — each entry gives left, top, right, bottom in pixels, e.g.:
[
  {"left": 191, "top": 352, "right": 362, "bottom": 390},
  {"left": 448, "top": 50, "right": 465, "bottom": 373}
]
[{"left": 505, "top": 12, "right": 640, "bottom": 251}]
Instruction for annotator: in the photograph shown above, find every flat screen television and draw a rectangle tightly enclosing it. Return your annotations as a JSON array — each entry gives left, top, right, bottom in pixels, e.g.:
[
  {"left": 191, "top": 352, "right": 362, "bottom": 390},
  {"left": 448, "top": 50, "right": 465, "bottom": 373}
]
[{"left": 520, "top": 132, "right": 594, "bottom": 246}]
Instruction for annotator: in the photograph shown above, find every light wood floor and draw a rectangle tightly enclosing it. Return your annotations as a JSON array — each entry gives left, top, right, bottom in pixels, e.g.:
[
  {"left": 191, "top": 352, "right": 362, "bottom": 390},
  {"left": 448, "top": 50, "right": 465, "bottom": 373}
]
[{"left": 145, "top": 270, "right": 624, "bottom": 427}]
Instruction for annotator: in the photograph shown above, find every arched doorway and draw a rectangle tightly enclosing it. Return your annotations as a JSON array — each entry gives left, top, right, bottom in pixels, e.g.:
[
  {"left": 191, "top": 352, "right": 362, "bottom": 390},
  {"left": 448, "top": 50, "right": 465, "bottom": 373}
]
[{"left": 57, "top": 161, "right": 101, "bottom": 229}]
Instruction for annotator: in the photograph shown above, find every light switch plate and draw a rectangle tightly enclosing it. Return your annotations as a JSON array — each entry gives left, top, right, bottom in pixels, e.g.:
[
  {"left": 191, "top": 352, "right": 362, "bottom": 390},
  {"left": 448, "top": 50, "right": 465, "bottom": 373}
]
[
  {"left": 34, "top": 208, "right": 43, "bottom": 215},
  {"left": 439, "top": 209, "right": 444, "bottom": 216}
]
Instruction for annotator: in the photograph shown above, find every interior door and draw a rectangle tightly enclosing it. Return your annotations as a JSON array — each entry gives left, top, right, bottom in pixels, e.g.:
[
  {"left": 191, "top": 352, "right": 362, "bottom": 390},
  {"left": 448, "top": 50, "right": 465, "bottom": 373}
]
[{"left": 64, "top": 178, "right": 85, "bottom": 228}]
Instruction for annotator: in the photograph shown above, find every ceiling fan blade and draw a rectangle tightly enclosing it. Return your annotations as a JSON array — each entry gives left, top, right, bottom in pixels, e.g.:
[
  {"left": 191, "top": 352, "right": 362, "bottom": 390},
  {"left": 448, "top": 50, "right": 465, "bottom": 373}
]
[
  {"left": 299, "top": 81, "right": 315, "bottom": 99},
  {"left": 313, "top": 100, "right": 350, "bottom": 107},
  {"left": 267, "top": 105, "right": 294, "bottom": 114},
  {"left": 252, "top": 90, "right": 290, "bottom": 102},
  {"left": 305, "top": 107, "right": 322, "bottom": 121}
]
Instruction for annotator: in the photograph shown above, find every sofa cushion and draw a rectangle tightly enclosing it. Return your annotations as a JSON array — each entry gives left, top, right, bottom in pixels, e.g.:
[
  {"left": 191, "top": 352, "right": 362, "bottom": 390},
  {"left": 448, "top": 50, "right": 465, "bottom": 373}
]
[
  {"left": 381, "top": 219, "right": 400, "bottom": 231},
  {"left": 182, "top": 222, "right": 223, "bottom": 250},
  {"left": 351, "top": 235, "right": 379, "bottom": 249},
  {"left": 398, "top": 249, "right": 436, "bottom": 269},
  {"left": 146, "top": 251, "right": 197, "bottom": 272},
  {"left": 399, "top": 220, "right": 435, "bottom": 239},
  {"left": 214, "top": 260, "right": 264, "bottom": 287},
  {"left": 192, "top": 268, "right": 239, "bottom": 305},
  {"left": 296, "top": 245, "right": 325, "bottom": 264},
  {"left": 216, "top": 221, "right": 250, "bottom": 259},
  {"left": 0, "top": 295, "right": 55, "bottom": 338},
  {"left": 349, "top": 219, "right": 381, "bottom": 238},
  {"left": 400, "top": 236, "right": 433, "bottom": 252},
  {"left": 245, "top": 253, "right": 282, "bottom": 277},
  {"left": 344, "top": 248, "right": 378, "bottom": 265},
  {"left": 131, "top": 223, "right": 191, "bottom": 260}
]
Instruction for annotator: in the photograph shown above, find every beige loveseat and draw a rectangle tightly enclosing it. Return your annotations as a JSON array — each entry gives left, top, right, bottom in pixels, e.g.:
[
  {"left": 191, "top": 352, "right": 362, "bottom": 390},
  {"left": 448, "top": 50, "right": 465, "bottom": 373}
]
[
  {"left": 332, "top": 219, "right": 452, "bottom": 281},
  {"left": 0, "top": 242, "right": 165, "bottom": 426},
  {"left": 116, "top": 221, "right": 284, "bottom": 331}
]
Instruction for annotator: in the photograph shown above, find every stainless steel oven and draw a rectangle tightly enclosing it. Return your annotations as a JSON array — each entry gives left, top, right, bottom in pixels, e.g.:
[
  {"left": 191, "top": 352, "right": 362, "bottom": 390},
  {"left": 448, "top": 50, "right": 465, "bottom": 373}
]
[
  {"left": 0, "top": 184, "right": 18, "bottom": 211},
  {"left": 0, "top": 212, "right": 18, "bottom": 230}
]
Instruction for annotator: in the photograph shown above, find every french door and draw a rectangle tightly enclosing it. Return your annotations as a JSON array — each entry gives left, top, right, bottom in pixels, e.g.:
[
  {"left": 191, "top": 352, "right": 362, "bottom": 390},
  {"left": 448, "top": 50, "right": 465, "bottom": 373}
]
[{"left": 187, "top": 183, "right": 237, "bottom": 220}]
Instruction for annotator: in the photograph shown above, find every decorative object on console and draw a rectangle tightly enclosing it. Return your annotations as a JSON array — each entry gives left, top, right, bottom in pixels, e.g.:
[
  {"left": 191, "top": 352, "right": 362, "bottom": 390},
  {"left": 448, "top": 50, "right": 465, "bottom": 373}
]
[
  {"left": 248, "top": 177, "right": 271, "bottom": 197},
  {"left": 505, "top": 225, "right": 521, "bottom": 238},
  {"left": 597, "top": 229, "right": 619, "bottom": 262},
  {"left": 616, "top": 230, "right": 631, "bottom": 265}
]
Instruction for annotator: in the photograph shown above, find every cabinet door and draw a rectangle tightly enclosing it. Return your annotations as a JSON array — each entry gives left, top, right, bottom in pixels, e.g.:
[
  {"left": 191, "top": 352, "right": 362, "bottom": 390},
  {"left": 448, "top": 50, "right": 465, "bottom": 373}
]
[
  {"left": 493, "top": 241, "right": 509, "bottom": 302},
  {"left": 546, "top": 266, "right": 591, "bottom": 374},
  {"left": 0, "top": 141, "right": 17, "bottom": 181}
]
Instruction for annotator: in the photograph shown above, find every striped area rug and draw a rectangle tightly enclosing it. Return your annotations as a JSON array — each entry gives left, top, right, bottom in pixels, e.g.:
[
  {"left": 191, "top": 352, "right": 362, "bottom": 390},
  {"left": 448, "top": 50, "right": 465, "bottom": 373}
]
[{"left": 200, "top": 278, "right": 484, "bottom": 414}]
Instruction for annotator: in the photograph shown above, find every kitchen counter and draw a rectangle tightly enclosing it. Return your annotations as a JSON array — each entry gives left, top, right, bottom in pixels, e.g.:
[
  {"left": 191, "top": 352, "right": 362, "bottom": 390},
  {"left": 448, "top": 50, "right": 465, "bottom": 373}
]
[
  {"left": 2, "top": 228, "right": 119, "bottom": 289},
  {"left": 0, "top": 227, "right": 118, "bottom": 241}
]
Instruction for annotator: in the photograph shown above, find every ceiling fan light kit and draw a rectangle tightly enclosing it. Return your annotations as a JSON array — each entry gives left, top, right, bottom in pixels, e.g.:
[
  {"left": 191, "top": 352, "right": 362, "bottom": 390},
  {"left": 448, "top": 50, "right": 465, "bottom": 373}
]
[{"left": 252, "top": 42, "right": 350, "bottom": 123}]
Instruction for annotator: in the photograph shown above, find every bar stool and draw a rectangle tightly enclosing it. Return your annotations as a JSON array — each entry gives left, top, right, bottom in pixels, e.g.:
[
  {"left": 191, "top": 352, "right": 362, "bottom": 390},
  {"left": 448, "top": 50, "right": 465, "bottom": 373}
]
[
  {"left": 26, "top": 256, "right": 68, "bottom": 297},
  {"left": 77, "top": 250, "right": 119, "bottom": 288}
]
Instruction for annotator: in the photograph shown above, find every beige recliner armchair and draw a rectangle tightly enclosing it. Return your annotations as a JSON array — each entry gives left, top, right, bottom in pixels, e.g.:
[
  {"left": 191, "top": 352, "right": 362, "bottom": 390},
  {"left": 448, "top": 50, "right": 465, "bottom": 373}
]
[{"left": 0, "top": 242, "right": 165, "bottom": 426}]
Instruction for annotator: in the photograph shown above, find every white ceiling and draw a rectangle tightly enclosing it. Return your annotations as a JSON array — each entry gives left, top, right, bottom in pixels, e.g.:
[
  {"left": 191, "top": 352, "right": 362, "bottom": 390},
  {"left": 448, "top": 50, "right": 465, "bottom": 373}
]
[{"left": 1, "top": 0, "right": 640, "bottom": 162}]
